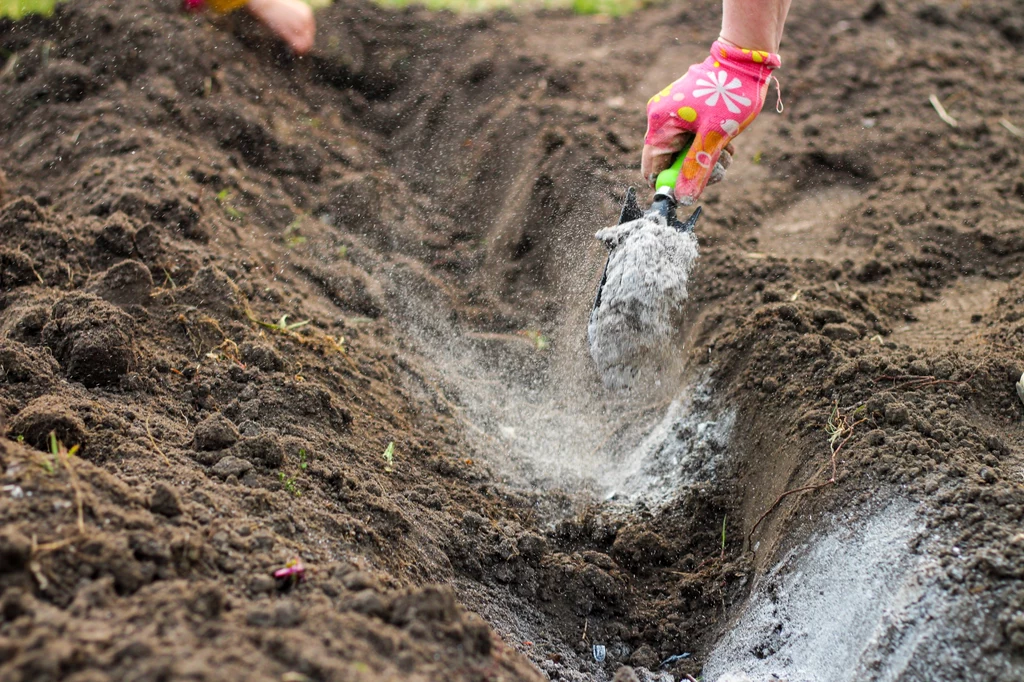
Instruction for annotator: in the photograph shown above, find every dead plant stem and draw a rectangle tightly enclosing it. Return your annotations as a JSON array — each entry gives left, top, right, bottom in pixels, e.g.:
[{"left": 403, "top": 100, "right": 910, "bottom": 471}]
[
  {"left": 57, "top": 445, "right": 86, "bottom": 535},
  {"left": 144, "top": 417, "right": 172, "bottom": 466}
]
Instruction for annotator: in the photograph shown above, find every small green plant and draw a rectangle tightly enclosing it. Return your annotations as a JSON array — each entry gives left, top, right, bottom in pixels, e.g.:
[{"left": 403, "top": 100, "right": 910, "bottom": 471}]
[
  {"left": 284, "top": 218, "right": 307, "bottom": 248},
  {"left": 161, "top": 269, "right": 178, "bottom": 289},
  {"left": 278, "top": 449, "right": 312, "bottom": 497},
  {"left": 247, "top": 309, "right": 312, "bottom": 333},
  {"left": 382, "top": 441, "right": 395, "bottom": 473},
  {"left": 15, "top": 434, "right": 24, "bottom": 444},
  {"left": 41, "top": 431, "right": 85, "bottom": 533},
  {"left": 278, "top": 471, "right": 301, "bottom": 497},
  {"left": 215, "top": 188, "right": 243, "bottom": 220},
  {"left": 272, "top": 314, "right": 311, "bottom": 332},
  {"left": 518, "top": 329, "right": 550, "bottom": 351},
  {"left": 337, "top": 245, "right": 349, "bottom": 259},
  {"left": 38, "top": 431, "right": 61, "bottom": 474}
]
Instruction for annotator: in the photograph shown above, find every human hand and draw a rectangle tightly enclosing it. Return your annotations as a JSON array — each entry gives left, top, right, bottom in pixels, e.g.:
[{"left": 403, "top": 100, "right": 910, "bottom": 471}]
[
  {"left": 185, "top": 0, "right": 315, "bottom": 55},
  {"left": 641, "top": 41, "right": 781, "bottom": 204},
  {"left": 245, "top": 0, "right": 316, "bottom": 55}
]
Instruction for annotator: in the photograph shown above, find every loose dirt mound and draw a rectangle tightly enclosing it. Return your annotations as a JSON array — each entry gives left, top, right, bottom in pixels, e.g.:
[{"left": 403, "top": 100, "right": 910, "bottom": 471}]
[{"left": 2, "top": 0, "right": 1024, "bottom": 680}]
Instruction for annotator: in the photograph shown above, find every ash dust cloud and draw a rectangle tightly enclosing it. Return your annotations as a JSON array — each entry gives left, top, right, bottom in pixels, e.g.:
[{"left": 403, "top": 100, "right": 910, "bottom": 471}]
[{"left": 380, "top": 233, "right": 723, "bottom": 508}]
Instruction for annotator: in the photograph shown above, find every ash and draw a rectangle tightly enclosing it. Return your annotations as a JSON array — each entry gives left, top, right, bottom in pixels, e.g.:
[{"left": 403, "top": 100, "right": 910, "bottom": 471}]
[{"left": 588, "top": 215, "right": 699, "bottom": 388}]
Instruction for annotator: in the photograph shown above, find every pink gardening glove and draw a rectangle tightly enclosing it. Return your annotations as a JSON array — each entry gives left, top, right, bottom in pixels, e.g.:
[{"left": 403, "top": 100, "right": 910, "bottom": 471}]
[{"left": 642, "top": 41, "right": 781, "bottom": 204}]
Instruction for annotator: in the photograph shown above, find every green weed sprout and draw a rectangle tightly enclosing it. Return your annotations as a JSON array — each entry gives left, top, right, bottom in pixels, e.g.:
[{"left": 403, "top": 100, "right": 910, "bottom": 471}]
[
  {"left": 247, "top": 310, "right": 312, "bottom": 333},
  {"left": 518, "top": 329, "right": 550, "bottom": 351},
  {"left": 215, "top": 189, "right": 243, "bottom": 220},
  {"left": 278, "top": 472, "right": 300, "bottom": 497},
  {"left": 39, "top": 434, "right": 56, "bottom": 474},
  {"left": 284, "top": 218, "right": 308, "bottom": 248},
  {"left": 382, "top": 441, "right": 395, "bottom": 473},
  {"left": 274, "top": 314, "right": 310, "bottom": 331}
]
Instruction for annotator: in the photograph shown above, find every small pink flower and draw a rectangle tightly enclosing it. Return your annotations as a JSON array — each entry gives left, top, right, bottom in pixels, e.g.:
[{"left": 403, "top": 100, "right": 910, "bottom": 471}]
[
  {"left": 692, "top": 69, "right": 752, "bottom": 114},
  {"left": 274, "top": 558, "right": 306, "bottom": 584}
]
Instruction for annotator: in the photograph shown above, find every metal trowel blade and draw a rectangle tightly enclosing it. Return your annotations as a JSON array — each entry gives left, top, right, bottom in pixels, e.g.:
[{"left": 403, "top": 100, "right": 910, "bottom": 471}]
[
  {"left": 675, "top": 205, "right": 702, "bottom": 233},
  {"left": 618, "top": 187, "right": 643, "bottom": 224},
  {"left": 592, "top": 188, "right": 643, "bottom": 313}
]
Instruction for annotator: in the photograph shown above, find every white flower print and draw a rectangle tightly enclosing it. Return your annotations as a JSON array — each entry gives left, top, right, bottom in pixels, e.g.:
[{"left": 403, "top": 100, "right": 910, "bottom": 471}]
[{"left": 692, "top": 69, "right": 751, "bottom": 114}]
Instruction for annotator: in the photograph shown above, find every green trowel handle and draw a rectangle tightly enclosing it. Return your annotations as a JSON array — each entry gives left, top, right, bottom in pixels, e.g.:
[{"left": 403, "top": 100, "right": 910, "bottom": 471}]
[{"left": 653, "top": 137, "right": 693, "bottom": 199}]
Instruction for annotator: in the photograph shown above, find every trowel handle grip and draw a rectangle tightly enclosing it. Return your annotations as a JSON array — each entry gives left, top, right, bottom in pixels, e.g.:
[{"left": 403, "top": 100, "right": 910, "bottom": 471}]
[{"left": 653, "top": 137, "right": 693, "bottom": 199}]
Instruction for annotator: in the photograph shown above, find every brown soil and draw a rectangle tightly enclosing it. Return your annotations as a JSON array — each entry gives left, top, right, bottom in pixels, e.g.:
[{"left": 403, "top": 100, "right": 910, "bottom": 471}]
[{"left": 2, "top": 0, "right": 1024, "bottom": 680}]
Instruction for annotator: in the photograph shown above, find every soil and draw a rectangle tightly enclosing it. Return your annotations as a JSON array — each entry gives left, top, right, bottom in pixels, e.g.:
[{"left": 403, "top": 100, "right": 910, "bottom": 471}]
[{"left": 2, "top": 0, "right": 1024, "bottom": 680}]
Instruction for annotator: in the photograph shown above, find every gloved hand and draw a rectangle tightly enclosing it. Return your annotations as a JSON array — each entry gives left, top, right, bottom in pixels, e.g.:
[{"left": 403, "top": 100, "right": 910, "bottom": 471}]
[
  {"left": 641, "top": 40, "right": 781, "bottom": 205},
  {"left": 184, "top": 0, "right": 315, "bottom": 55},
  {"left": 246, "top": 0, "right": 315, "bottom": 54}
]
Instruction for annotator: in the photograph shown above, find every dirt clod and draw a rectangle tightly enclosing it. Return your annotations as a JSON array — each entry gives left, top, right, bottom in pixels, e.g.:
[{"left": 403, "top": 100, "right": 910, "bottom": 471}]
[
  {"left": 193, "top": 413, "right": 240, "bottom": 451},
  {"left": 88, "top": 260, "right": 154, "bottom": 307},
  {"left": 612, "top": 527, "right": 670, "bottom": 573},
  {"left": 239, "top": 341, "right": 283, "bottom": 372},
  {"left": 42, "top": 293, "right": 137, "bottom": 387},
  {"left": 148, "top": 482, "right": 183, "bottom": 517},
  {"left": 235, "top": 432, "right": 285, "bottom": 469},
  {"left": 210, "top": 455, "right": 253, "bottom": 479},
  {"left": 8, "top": 394, "right": 86, "bottom": 450},
  {"left": 0, "top": 530, "right": 32, "bottom": 573}
]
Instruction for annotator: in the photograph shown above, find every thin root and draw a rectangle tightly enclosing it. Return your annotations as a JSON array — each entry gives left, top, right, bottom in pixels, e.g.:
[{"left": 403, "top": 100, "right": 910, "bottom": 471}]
[
  {"left": 929, "top": 94, "right": 958, "bottom": 128},
  {"left": 747, "top": 401, "right": 863, "bottom": 546}
]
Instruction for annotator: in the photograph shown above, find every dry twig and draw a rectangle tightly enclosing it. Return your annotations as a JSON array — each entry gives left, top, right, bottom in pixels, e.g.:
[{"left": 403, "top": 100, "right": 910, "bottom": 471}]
[
  {"left": 144, "top": 417, "right": 172, "bottom": 466},
  {"left": 747, "top": 402, "right": 864, "bottom": 546},
  {"left": 873, "top": 371, "right": 976, "bottom": 391},
  {"left": 55, "top": 441, "right": 86, "bottom": 535}
]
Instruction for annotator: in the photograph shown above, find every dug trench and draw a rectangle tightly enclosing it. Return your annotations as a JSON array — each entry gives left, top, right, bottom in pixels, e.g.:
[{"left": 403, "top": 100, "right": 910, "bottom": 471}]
[{"left": 1, "top": 0, "right": 1024, "bottom": 680}]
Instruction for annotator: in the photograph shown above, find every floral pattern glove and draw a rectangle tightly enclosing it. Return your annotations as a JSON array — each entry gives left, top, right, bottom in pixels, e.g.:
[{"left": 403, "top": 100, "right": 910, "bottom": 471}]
[{"left": 644, "top": 41, "right": 781, "bottom": 204}]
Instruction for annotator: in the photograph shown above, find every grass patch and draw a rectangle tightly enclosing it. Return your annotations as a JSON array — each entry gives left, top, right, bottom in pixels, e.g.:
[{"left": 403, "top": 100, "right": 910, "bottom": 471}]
[{"left": 0, "top": 0, "right": 61, "bottom": 20}]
